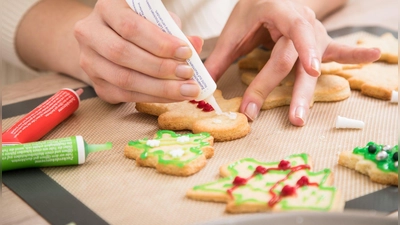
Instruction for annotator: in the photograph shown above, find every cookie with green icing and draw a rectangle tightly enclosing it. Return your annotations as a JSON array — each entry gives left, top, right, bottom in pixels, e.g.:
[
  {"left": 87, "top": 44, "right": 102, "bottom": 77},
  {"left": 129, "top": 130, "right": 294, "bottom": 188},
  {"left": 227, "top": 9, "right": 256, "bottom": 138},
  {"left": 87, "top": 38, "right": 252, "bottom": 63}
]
[
  {"left": 186, "top": 153, "right": 344, "bottom": 213},
  {"left": 338, "top": 142, "right": 398, "bottom": 186},
  {"left": 124, "top": 130, "right": 214, "bottom": 176}
]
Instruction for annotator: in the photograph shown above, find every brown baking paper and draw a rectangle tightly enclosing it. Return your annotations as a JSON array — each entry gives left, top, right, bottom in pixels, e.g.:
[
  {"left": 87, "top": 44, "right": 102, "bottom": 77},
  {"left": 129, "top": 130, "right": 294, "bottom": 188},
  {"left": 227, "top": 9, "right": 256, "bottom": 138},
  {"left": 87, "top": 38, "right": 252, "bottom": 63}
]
[{"left": 2, "top": 32, "right": 397, "bottom": 225}]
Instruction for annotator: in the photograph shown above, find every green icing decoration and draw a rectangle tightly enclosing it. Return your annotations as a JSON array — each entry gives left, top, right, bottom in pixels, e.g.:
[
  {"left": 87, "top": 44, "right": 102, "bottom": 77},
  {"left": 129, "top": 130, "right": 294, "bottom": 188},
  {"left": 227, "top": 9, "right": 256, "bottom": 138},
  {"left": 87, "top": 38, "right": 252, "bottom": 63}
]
[
  {"left": 190, "top": 153, "right": 338, "bottom": 211},
  {"left": 128, "top": 130, "right": 211, "bottom": 168},
  {"left": 353, "top": 142, "right": 398, "bottom": 173}
]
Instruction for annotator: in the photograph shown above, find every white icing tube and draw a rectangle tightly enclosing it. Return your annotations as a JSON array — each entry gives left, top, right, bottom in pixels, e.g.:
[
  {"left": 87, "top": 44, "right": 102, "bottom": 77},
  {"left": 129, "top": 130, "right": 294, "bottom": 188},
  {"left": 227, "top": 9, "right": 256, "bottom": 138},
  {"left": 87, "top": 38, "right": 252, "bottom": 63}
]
[
  {"left": 390, "top": 90, "right": 398, "bottom": 103},
  {"left": 335, "top": 116, "right": 365, "bottom": 129},
  {"left": 125, "top": 0, "right": 222, "bottom": 114}
]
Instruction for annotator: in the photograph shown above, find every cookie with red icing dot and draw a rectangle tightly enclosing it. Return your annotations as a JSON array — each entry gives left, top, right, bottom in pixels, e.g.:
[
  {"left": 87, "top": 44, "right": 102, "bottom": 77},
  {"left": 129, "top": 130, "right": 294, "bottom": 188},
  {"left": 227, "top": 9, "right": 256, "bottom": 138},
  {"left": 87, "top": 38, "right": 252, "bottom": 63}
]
[
  {"left": 135, "top": 90, "right": 250, "bottom": 142},
  {"left": 186, "top": 153, "right": 344, "bottom": 213}
]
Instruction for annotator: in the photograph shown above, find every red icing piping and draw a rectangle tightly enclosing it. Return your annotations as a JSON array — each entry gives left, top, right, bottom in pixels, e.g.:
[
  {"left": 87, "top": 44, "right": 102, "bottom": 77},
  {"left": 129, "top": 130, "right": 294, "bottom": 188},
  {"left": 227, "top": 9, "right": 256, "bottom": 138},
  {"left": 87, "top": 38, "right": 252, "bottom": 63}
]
[{"left": 226, "top": 160, "right": 318, "bottom": 207}]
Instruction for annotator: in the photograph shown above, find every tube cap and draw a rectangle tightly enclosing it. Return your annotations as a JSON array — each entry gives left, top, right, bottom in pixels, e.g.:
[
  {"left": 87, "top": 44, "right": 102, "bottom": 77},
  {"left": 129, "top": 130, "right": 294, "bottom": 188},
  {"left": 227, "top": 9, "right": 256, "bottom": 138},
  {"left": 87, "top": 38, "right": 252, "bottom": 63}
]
[
  {"left": 390, "top": 90, "right": 398, "bottom": 103},
  {"left": 335, "top": 116, "right": 365, "bottom": 129},
  {"left": 205, "top": 95, "right": 223, "bottom": 114},
  {"left": 85, "top": 142, "right": 113, "bottom": 157}
]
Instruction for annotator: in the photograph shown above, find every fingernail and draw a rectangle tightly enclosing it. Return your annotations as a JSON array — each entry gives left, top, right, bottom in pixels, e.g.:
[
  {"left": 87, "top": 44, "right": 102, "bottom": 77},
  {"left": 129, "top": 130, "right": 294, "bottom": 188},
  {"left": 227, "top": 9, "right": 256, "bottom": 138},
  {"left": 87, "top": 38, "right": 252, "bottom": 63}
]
[
  {"left": 175, "top": 46, "right": 192, "bottom": 59},
  {"left": 180, "top": 83, "right": 199, "bottom": 97},
  {"left": 311, "top": 57, "right": 321, "bottom": 76},
  {"left": 244, "top": 102, "right": 259, "bottom": 121},
  {"left": 295, "top": 106, "right": 306, "bottom": 125},
  {"left": 175, "top": 64, "right": 194, "bottom": 79}
]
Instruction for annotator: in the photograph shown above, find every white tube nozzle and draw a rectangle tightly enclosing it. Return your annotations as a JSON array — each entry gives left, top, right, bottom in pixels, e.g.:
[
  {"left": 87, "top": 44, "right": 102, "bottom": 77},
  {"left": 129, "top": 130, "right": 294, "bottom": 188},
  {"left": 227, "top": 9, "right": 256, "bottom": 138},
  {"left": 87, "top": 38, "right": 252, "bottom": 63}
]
[
  {"left": 390, "top": 90, "right": 398, "bottom": 103},
  {"left": 335, "top": 116, "right": 365, "bottom": 129}
]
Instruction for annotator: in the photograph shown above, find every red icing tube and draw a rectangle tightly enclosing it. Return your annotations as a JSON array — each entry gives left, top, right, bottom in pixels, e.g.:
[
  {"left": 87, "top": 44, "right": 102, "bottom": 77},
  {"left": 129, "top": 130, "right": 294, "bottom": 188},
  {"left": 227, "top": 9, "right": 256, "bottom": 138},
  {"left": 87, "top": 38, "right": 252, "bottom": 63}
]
[{"left": 2, "top": 88, "right": 81, "bottom": 144}]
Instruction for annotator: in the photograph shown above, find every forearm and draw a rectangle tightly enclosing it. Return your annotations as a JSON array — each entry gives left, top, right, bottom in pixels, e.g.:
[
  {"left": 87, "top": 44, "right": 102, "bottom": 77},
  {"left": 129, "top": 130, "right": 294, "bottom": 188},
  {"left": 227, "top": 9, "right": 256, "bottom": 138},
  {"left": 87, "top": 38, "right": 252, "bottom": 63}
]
[
  {"left": 15, "top": 0, "right": 92, "bottom": 84},
  {"left": 297, "top": 0, "right": 348, "bottom": 20}
]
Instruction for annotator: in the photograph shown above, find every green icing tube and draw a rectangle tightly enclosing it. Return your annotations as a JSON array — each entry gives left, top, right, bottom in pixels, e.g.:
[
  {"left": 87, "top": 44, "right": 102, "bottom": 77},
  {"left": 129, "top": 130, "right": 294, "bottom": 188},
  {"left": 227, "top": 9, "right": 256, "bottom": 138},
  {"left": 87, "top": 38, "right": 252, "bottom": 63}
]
[{"left": 2, "top": 136, "right": 112, "bottom": 171}]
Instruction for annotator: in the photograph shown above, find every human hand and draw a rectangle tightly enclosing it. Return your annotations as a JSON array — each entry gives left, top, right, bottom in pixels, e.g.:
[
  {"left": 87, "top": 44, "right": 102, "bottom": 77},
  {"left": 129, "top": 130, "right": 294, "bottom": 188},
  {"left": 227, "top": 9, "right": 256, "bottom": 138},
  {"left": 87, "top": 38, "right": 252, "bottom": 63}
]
[
  {"left": 205, "top": 0, "right": 380, "bottom": 126},
  {"left": 73, "top": 0, "right": 203, "bottom": 104}
]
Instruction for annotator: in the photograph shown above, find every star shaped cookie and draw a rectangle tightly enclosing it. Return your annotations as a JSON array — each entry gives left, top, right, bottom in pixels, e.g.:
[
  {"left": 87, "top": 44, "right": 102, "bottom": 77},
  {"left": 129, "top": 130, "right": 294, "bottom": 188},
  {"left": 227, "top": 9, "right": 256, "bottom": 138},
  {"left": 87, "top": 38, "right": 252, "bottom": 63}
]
[
  {"left": 241, "top": 72, "right": 351, "bottom": 110},
  {"left": 335, "top": 63, "right": 398, "bottom": 100},
  {"left": 135, "top": 90, "right": 250, "bottom": 142},
  {"left": 357, "top": 33, "right": 398, "bottom": 64},
  {"left": 124, "top": 130, "right": 214, "bottom": 176},
  {"left": 187, "top": 153, "right": 344, "bottom": 213}
]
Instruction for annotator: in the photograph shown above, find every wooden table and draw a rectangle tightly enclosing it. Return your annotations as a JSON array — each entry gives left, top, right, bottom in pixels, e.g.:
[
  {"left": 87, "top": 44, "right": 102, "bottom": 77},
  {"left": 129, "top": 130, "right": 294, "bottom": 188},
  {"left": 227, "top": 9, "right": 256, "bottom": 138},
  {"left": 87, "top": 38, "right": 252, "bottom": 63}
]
[{"left": 2, "top": 1, "right": 397, "bottom": 224}]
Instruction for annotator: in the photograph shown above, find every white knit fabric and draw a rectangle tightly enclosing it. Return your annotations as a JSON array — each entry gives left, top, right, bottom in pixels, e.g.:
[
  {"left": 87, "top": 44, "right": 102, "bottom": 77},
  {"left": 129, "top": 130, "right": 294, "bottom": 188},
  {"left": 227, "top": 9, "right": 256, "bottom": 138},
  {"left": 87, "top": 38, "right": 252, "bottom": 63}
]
[
  {"left": 1, "top": 0, "right": 41, "bottom": 71},
  {"left": 163, "top": 0, "right": 238, "bottom": 39}
]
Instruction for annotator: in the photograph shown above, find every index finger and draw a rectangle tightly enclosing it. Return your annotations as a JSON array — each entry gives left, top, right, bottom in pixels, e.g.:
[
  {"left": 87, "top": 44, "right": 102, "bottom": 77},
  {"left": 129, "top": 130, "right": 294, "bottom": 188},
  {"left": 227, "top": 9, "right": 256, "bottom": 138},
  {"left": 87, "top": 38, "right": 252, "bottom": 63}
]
[{"left": 269, "top": 6, "right": 321, "bottom": 77}]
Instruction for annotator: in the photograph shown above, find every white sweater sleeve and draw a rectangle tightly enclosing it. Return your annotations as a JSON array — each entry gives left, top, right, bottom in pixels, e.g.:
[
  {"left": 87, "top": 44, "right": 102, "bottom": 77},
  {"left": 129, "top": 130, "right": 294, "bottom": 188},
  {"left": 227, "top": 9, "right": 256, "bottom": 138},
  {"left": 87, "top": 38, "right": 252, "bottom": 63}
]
[
  {"left": 1, "top": 0, "right": 41, "bottom": 71},
  {"left": 163, "top": 0, "right": 237, "bottom": 39}
]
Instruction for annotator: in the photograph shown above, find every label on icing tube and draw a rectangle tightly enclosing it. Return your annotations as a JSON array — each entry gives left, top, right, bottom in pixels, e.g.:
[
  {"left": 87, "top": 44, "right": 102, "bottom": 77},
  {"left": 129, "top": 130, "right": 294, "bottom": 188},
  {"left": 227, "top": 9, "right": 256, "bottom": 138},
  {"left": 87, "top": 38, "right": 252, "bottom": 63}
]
[
  {"left": 125, "top": 0, "right": 217, "bottom": 102},
  {"left": 2, "top": 88, "right": 81, "bottom": 144},
  {"left": 2, "top": 136, "right": 112, "bottom": 171}
]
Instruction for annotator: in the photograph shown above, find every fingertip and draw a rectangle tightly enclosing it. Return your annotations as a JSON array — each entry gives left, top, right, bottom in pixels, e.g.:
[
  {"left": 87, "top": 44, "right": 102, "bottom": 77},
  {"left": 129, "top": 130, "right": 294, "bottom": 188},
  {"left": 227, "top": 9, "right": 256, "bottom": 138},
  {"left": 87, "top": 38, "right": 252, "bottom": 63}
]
[
  {"left": 187, "top": 36, "right": 204, "bottom": 54},
  {"left": 243, "top": 102, "right": 260, "bottom": 121},
  {"left": 370, "top": 47, "right": 381, "bottom": 61},
  {"left": 310, "top": 57, "right": 321, "bottom": 76},
  {"left": 289, "top": 105, "right": 308, "bottom": 127}
]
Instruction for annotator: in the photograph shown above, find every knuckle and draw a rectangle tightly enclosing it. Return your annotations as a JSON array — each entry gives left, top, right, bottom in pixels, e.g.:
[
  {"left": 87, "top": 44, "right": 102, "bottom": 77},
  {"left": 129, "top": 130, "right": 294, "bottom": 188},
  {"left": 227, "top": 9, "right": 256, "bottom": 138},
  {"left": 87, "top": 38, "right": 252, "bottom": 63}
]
[
  {"left": 78, "top": 53, "right": 90, "bottom": 70},
  {"left": 115, "top": 69, "right": 134, "bottom": 89},
  {"left": 273, "top": 54, "right": 295, "bottom": 74},
  {"left": 157, "top": 41, "right": 174, "bottom": 57},
  {"left": 106, "top": 41, "right": 127, "bottom": 62},
  {"left": 252, "top": 87, "right": 269, "bottom": 100},
  {"left": 94, "top": 84, "right": 122, "bottom": 104},
  {"left": 160, "top": 83, "right": 174, "bottom": 98},
  {"left": 293, "top": 17, "right": 312, "bottom": 30},
  {"left": 303, "top": 7, "right": 316, "bottom": 21},
  {"left": 118, "top": 17, "right": 138, "bottom": 40},
  {"left": 95, "top": 0, "right": 106, "bottom": 10},
  {"left": 73, "top": 20, "right": 87, "bottom": 41},
  {"left": 156, "top": 59, "right": 176, "bottom": 77}
]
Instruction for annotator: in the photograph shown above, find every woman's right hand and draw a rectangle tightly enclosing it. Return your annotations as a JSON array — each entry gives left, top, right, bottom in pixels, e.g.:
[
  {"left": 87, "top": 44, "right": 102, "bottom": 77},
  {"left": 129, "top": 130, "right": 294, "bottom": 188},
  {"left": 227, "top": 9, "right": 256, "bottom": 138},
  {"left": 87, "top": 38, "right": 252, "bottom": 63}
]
[{"left": 73, "top": 0, "right": 203, "bottom": 104}]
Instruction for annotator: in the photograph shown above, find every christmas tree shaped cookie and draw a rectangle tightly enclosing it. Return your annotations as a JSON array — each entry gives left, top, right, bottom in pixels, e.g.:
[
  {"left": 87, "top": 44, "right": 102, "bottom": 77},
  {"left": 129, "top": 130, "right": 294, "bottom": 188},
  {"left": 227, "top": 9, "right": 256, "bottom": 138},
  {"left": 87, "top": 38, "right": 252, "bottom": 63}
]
[
  {"left": 187, "top": 153, "right": 344, "bottom": 213},
  {"left": 135, "top": 90, "right": 250, "bottom": 142},
  {"left": 124, "top": 130, "right": 214, "bottom": 176},
  {"left": 338, "top": 142, "right": 398, "bottom": 186}
]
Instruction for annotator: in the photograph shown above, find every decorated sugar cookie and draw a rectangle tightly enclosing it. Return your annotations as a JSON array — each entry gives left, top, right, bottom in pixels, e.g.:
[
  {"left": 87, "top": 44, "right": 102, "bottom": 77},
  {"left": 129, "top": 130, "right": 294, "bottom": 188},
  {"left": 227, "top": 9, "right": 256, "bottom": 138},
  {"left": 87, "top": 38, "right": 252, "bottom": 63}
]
[
  {"left": 338, "top": 142, "right": 398, "bottom": 186},
  {"left": 135, "top": 90, "right": 251, "bottom": 142},
  {"left": 187, "top": 153, "right": 344, "bottom": 213},
  {"left": 124, "top": 130, "right": 214, "bottom": 176}
]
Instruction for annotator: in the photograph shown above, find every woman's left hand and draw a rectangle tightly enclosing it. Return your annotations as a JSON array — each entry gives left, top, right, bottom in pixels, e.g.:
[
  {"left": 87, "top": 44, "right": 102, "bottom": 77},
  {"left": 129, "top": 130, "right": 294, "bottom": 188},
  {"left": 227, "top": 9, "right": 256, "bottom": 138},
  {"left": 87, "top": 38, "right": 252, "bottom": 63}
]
[{"left": 204, "top": 0, "right": 380, "bottom": 126}]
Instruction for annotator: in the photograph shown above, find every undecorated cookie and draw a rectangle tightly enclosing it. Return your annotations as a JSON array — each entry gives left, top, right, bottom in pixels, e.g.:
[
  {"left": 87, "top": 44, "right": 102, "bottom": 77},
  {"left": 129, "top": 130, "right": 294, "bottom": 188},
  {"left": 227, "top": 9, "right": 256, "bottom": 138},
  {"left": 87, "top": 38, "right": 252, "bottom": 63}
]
[
  {"left": 187, "top": 153, "right": 344, "bottom": 213},
  {"left": 321, "top": 62, "right": 364, "bottom": 74},
  {"left": 135, "top": 90, "right": 251, "bottom": 142},
  {"left": 238, "top": 48, "right": 271, "bottom": 71},
  {"left": 338, "top": 142, "right": 398, "bottom": 186},
  {"left": 124, "top": 130, "right": 214, "bottom": 176},
  {"left": 357, "top": 33, "right": 398, "bottom": 64},
  {"left": 335, "top": 63, "right": 398, "bottom": 100},
  {"left": 241, "top": 72, "right": 351, "bottom": 110}
]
